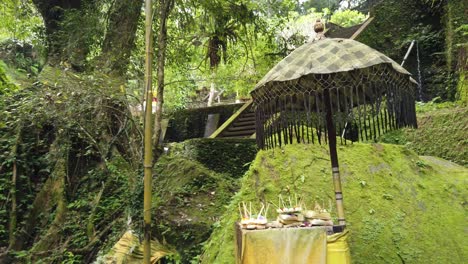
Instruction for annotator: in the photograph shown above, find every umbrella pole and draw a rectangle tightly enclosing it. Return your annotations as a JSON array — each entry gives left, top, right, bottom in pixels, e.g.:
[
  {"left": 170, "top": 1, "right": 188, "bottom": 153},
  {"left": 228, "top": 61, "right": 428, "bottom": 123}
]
[{"left": 324, "top": 89, "right": 346, "bottom": 226}]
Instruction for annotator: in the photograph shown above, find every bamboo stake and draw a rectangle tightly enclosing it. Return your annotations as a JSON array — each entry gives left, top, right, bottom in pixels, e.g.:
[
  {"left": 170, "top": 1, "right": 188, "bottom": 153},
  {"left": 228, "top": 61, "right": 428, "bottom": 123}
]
[
  {"left": 279, "top": 194, "right": 285, "bottom": 209},
  {"left": 257, "top": 203, "right": 265, "bottom": 218},
  {"left": 243, "top": 202, "right": 249, "bottom": 217},
  {"left": 143, "top": 0, "right": 153, "bottom": 262},
  {"left": 269, "top": 201, "right": 279, "bottom": 211}
]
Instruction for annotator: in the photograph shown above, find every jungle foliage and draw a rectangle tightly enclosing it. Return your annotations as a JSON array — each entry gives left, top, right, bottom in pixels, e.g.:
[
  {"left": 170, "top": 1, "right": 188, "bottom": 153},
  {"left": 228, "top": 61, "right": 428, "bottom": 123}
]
[
  {"left": 379, "top": 101, "right": 468, "bottom": 167},
  {"left": 0, "top": 65, "right": 142, "bottom": 262},
  {"left": 357, "top": 0, "right": 467, "bottom": 101},
  {"left": 0, "top": 0, "right": 466, "bottom": 262}
]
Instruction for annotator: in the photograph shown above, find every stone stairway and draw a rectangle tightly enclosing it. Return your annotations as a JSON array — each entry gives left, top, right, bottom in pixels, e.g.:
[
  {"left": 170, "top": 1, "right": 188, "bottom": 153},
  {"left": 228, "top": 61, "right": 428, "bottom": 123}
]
[
  {"left": 209, "top": 100, "right": 256, "bottom": 139},
  {"left": 218, "top": 106, "right": 256, "bottom": 138}
]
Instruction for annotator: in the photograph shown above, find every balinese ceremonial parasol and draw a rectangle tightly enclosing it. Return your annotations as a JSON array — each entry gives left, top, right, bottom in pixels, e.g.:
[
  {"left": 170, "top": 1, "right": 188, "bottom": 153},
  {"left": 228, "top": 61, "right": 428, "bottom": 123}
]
[{"left": 251, "top": 35, "right": 417, "bottom": 226}]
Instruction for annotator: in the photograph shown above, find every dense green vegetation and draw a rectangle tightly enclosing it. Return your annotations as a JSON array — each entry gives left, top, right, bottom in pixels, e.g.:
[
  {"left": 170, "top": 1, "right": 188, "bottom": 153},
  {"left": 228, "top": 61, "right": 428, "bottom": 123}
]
[
  {"left": 0, "top": 0, "right": 466, "bottom": 263},
  {"left": 0, "top": 65, "right": 141, "bottom": 262},
  {"left": 152, "top": 154, "right": 239, "bottom": 262},
  {"left": 168, "top": 138, "right": 257, "bottom": 177},
  {"left": 380, "top": 102, "right": 467, "bottom": 166},
  {"left": 357, "top": 0, "right": 467, "bottom": 101}
]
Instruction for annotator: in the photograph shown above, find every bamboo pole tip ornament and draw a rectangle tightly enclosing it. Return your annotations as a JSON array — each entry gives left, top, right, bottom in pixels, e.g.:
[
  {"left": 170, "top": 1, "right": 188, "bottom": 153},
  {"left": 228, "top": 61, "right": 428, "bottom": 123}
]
[
  {"left": 314, "top": 19, "right": 324, "bottom": 33},
  {"left": 314, "top": 19, "right": 326, "bottom": 40}
]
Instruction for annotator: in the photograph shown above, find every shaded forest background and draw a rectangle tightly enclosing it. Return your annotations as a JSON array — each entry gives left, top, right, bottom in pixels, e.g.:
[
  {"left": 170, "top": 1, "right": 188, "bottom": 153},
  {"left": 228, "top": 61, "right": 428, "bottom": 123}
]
[{"left": 0, "top": 0, "right": 466, "bottom": 263}]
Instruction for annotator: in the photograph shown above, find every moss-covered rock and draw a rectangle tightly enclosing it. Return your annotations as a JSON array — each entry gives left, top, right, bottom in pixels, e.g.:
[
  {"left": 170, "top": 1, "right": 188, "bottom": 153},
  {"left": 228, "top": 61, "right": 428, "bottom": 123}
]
[
  {"left": 201, "top": 143, "right": 467, "bottom": 264},
  {"left": 0, "top": 39, "right": 43, "bottom": 76},
  {"left": 0, "top": 60, "right": 17, "bottom": 97},
  {"left": 408, "top": 105, "right": 467, "bottom": 166},
  {"left": 457, "top": 71, "right": 467, "bottom": 103},
  {"left": 380, "top": 103, "right": 467, "bottom": 166},
  {"left": 164, "top": 104, "right": 243, "bottom": 142},
  {"left": 169, "top": 138, "right": 257, "bottom": 177},
  {"left": 152, "top": 154, "right": 240, "bottom": 262}
]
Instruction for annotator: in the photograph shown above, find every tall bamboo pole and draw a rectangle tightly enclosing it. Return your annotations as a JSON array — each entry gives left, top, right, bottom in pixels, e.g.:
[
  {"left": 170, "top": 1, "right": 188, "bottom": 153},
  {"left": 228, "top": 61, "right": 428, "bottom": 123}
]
[
  {"left": 143, "top": 0, "right": 153, "bottom": 262},
  {"left": 324, "top": 89, "right": 346, "bottom": 226}
]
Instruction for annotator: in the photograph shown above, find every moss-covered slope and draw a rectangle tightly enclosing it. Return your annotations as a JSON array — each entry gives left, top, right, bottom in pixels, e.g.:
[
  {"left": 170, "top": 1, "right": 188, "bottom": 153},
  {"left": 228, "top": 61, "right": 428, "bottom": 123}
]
[
  {"left": 201, "top": 143, "right": 467, "bottom": 264},
  {"left": 407, "top": 105, "right": 467, "bottom": 166},
  {"left": 152, "top": 154, "right": 240, "bottom": 262},
  {"left": 380, "top": 103, "right": 467, "bottom": 166}
]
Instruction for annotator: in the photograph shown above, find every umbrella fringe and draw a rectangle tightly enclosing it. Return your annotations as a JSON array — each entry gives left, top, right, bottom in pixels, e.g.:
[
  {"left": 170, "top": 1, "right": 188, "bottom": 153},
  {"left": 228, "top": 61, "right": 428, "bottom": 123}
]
[
  {"left": 336, "top": 88, "right": 343, "bottom": 145},
  {"left": 371, "top": 88, "right": 377, "bottom": 140},
  {"left": 253, "top": 70, "right": 417, "bottom": 149},
  {"left": 322, "top": 91, "right": 328, "bottom": 145},
  {"left": 341, "top": 90, "right": 347, "bottom": 145}
]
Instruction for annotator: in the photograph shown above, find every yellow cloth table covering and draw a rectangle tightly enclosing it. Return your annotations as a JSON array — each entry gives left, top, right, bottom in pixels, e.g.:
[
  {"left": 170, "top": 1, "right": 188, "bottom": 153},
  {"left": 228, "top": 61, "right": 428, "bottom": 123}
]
[
  {"left": 236, "top": 226, "right": 328, "bottom": 264},
  {"left": 327, "top": 230, "right": 351, "bottom": 264}
]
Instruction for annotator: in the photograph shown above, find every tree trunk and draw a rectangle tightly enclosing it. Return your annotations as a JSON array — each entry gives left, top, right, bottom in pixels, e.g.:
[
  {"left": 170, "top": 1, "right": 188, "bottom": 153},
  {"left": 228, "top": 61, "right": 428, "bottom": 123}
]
[
  {"left": 11, "top": 0, "right": 143, "bottom": 249},
  {"left": 8, "top": 161, "right": 17, "bottom": 249},
  {"left": 7, "top": 129, "right": 21, "bottom": 250},
  {"left": 206, "top": 36, "right": 223, "bottom": 107},
  {"left": 8, "top": 136, "right": 69, "bottom": 251},
  {"left": 100, "top": 0, "right": 143, "bottom": 75},
  {"left": 31, "top": 0, "right": 87, "bottom": 67},
  {"left": 207, "top": 77, "right": 216, "bottom": 107},
  {"left": 153, "top": 0, "right": 174, "bottom": 148},
  {"left": 32, "top": 0, "right": 142, "bottom": 72}
]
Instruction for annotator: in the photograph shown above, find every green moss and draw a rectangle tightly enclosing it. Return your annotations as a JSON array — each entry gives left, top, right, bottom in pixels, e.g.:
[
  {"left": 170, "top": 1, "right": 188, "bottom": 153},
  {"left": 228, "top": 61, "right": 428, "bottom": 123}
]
[
  {"left": 147, "top": 138, "right": 256, "bottom": 261},
  {"left": 405, "top": 105, "right": 467, "bottom": 166},
  {"left": 201, "top": 143, "right": 467, "bottom": 264},
  {"left": 165, "top": 104, "right": 243, "bottom": 142},
  {"left": 169, "top": 138, "right": 257, "bottom": 177},
  {"left": 456, "top": 71, "right": 467, "bottom": 103},
  {"left": 380, "top": 104, "right": 467, "bottom": 166},
  {"left": 445, "top": 0, "right": 467, "bottom": 101},
  {"left": 152, "top": 154, "right": 240, "bottom": 262},
  {"left": 0, "top": 60, "right": 17, "bottom": 96},
  {"left": 445, "top": 0, "right": 467, "bottom": 71}
]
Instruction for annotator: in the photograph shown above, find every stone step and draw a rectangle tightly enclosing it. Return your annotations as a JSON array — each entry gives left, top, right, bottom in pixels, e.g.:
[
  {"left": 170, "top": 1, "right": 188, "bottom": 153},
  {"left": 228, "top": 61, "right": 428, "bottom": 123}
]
[
  {"left": 232, "top": 120, "right": 256, "bottom": 127},
  {"left": 226, "top": 125, "right": 256, "bottom": 132},
  {"left": 237, "top": 116, "right": 256, "bottom": 122},
  {"left": 221, "top": 129, "right": 256, "bottom": 137}
]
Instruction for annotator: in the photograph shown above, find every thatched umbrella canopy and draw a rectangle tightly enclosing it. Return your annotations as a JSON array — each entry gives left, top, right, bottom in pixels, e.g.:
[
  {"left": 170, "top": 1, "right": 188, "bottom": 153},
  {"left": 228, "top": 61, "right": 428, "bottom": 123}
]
[{"left": 251, "top": 37, "right": 417, "bottom": 226}]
